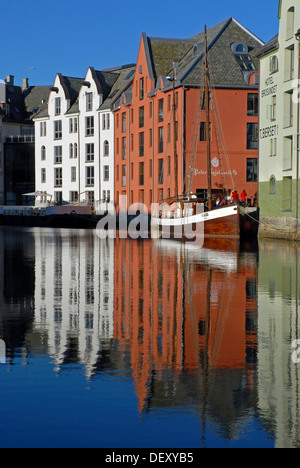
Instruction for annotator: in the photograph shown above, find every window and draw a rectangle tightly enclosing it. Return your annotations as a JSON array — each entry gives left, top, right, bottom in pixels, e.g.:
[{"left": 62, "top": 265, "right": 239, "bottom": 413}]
[
  {"left": 86, "top": 116, "right": 94, "bottom": 136},
  {"left": 284, "top": 91, "right": 293, "bottom": 128},
  {"left": 40, "top": 121, "right": 46, "bottom": 137},
  {"left": 232, "top": 44, "right": 256, "bottom": 71},
  {"left": 247, "top": 94, "right": 258, "bottom": 116},
  {"left": 122, "top": 165, "right": 126, "bottom": 187},
  {"left": 74, "top": 143, "right": 78, "bottom": 159},
  {"left": 270, "top": 55, "right": 279, "bottom": 74},
  {"left": 69, "top": 143, "right": 73, "bottom": 159},
  {"left": 102, "top": 113, "right": 110, "bottom": 130},
  {"left": 270, "top": 95, "right": 276, "bottom": 121},
  {"left": 71, "top": 166, "right": 76, "bottom": 182},
  {"left": 103, "top": 165, "right": 109, "bottom": 181},
  {"left": 284, "top": 46, "right": 294, "bottom": 81},
  {"left": 54, "top": 146, "right": 62, "bottom": 164},
  {"left": 122, "top": 112, "right": 126, "bottom": 133},
  {"left": 54, "top": 192, "right": 62, "bottom": 204},
  {"left": 55, "top": 168, "right": 62, "bottom": 187},
  {"left": 235, "top": 54, "right": 256, "bottom": 71},
  {"left": 246, "top": 158, "right": 257, "bottom": 182},
  {"left": 270, "top": 138, "right": 277, "bottom": 157},
  {"left": 55, "top": 97, "right": 61, "bottom": 116},
  {"left": 139, "top": 132, "right": 144, "bottom": 157},
  {"left": 122, "top": 137, "right": 126, "bottom": 160},
  {"left": 247, "top": 123, "right": 258, "bottom": 149},
  {"left": 41, "top": 145, "right": 46, "bottom": 161},
  {"left": 86, "top": 166, "right": 94, "bottom": 186},
  {"left": 69, "top": 117, "right": 78, "bottom": 133},
  {"left": 158, "top": 127, "right": 163, "bottom": 153},
  {"left": 41, "top": 168, "right": 46, "bottom": 183},
  {"left": 139, "top": 162, "right": 144, "bottom": 186},
  {"left": 54, "top": 120, "right": 62, "bottom": 139},
  {"left": 139, "top": 106, "right": 144, "bottom": 127},
  {"left": 286, "top": 7, "right": 295, "bottom": 40},
  {"left": 104, "top": 140, "right": 109, "bottom": 156},
  {"left": 158, "top": 99, "right": 164, "bottom": 122},
  {"left": 158, "top": 158, "right": 164, "bottom": 185},
  {"left": 70, "top": 191, "right": 78, "bottom": 203},
  {"left": 168, "top": 155, "right": 171, "bottom": 175},
  {"left": 283, "top": 136, "right": 293, "bottom": 171},
  {"left": 200, "top": 122, "right": 211, "bottom": 141},
  {"left": 149, "top": 128, "right": 152, "bottom": 147},
  {"left": 86, "top": 143, "right": 94, "bottom": 162},
  {"left": 139, "top": 78, "right": 144, "bottom": 100},
  {"left": 87, "top": 191, "right": 94, "bottom": 205},
  {"left": 131, "top": 133, "right": 134, "bottom": 151},
  {"left": 86, "top": 92, "right": 93, "bottom": 111}
]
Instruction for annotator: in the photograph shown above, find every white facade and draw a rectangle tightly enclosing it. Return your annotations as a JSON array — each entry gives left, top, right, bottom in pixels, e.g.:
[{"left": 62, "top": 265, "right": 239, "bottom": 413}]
[
  {"left": 259, "top": 0, "right": 300, "bottom": 219},
  {"left": 34, "top": 69, "right": 116, "bottom": 212}
]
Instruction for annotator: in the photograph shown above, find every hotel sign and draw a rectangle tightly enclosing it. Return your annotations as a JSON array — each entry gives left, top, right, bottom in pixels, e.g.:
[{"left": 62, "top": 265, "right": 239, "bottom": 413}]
[
  {"left": 260, "top": 124, "right": 278, "bottom": 139},
  {"left": 261, "top": 76, "right": 277, "bottom": 98}
]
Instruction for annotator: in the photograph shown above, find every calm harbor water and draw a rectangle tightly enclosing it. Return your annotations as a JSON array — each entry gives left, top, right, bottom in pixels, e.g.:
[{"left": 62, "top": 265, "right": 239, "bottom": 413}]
[{"left": 0, "top": 226, "right": 299, "bottom": 448}]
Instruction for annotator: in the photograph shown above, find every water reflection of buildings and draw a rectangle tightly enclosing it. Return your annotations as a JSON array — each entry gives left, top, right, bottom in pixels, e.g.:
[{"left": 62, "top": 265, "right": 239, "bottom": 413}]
[
  {"left": 3, "top": 226, "right": 300, "bottom": 446},
  {"left": 33, "top": 230, "right": 114, "bottom": 378},
  {"left": 258, "top": 240, "right": 300, "bottom": 448},
  {"left": 114, "top": 237, "right": 258, "bottom": 438}
]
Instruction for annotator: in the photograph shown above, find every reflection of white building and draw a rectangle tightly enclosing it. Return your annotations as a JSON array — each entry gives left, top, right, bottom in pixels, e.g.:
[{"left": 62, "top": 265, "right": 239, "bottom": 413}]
[
  {"left": 33, "top": 230, "right": 114, "bottom": 378},
  {"left": 258, "top": 240, "right": 300, "bottom": 448}
]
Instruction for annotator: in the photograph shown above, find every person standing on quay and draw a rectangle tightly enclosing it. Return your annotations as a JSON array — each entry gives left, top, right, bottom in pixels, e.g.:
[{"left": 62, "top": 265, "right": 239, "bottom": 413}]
[{"left": 240, "top": 189, "right": 247, "bottom": 207}]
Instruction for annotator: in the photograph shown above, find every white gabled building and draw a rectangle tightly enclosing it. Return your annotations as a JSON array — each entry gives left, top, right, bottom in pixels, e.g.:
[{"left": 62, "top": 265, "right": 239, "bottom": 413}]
[{"left": 34, "top": 64, "right": 135, "bottom": 213}]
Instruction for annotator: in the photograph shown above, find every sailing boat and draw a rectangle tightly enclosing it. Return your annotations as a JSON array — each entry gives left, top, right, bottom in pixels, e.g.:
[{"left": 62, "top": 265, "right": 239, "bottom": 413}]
[{"left": 151, "top": 25, "right": 252, "bottom": 241}]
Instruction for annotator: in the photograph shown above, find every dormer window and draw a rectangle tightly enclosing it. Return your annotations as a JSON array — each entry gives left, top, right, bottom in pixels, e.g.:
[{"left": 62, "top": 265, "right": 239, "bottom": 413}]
[
  {"left": 55, "top": 97, "right": 61, "bottom": 116},
  {"left": 231, "top": 42, "right": 256, "bottom": 71},
  {"left": 86, "top": 92, "right": 93, "bottom": 112},
  {"left": 193, "top": 44, "right": 200, "bottom": 57}
]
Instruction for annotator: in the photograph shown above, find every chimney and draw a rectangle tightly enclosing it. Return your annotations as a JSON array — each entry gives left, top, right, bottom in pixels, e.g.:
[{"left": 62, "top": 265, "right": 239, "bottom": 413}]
[
  {"left": 5, "top": 75, "right": 14, "bottom": 86},
  {"left": 22, "top": 78, "right": 29, "bottom": 91}
]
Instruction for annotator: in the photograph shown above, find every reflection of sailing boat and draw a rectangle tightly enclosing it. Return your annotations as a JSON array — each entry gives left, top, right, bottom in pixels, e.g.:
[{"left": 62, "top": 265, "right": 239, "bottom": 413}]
[
  {"left": 152, "top": 27, "right": 240, "bottom": 238},
  {"left": 155, "top": 238, "right": 239, "bottom": 273}
]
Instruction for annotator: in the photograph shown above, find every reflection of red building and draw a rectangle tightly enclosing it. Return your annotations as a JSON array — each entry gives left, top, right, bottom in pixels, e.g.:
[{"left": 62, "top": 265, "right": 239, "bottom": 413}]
[
  {"left": 113, "top": 18, "right": 263, "bottom": 212},
  {"left": 113, "top": 238, "right": 258, "bottom": 413}
]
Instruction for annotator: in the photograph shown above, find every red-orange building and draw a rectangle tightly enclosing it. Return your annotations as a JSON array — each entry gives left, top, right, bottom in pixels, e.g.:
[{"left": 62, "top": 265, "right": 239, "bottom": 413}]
[{"left": 113, "top": 18, "right": 264, "bottom": 212}]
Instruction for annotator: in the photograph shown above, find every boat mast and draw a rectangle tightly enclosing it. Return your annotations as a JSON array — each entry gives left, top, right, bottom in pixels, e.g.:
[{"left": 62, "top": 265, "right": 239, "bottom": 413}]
[{"left": 204, "top": 26, "right": 212, "bottom": 211}]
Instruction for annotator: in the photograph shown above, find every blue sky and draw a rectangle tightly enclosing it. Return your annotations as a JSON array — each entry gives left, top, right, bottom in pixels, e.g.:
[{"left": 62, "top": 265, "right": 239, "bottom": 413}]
[{"left": 2, "top": 0, "right": 279, "bottom": 87}]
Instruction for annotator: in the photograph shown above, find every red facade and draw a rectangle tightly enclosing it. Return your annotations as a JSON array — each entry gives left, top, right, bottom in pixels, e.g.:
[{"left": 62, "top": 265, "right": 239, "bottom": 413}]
[{"left": 113, "top": 20, "right": 261, "bottom": 212}]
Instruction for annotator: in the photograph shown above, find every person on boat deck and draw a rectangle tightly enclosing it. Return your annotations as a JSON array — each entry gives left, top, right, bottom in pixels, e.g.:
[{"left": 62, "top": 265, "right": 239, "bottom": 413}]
[
  {"left": 215, "top": 198, "right": 226, "bottom": 208},
  {"left": 240, "top": 189, "right": 247, "bottom": 207},
  {"left": 231, "top": 190, "right": 239, "bottom": 204}
]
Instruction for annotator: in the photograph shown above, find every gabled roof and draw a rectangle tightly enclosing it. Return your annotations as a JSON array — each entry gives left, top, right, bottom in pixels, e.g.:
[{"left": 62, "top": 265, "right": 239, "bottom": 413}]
[
  {"left": 100, "top": 64, "right": 136, "bottom": 110},
  {"left": 2, "top": 82, "right": 52, "bottom": 123},
  {"left": 256, "top": 34, "right": 279, "bottom": 58},
  {"left": 144, "top": 17, "right": 264, "bottom": 91}
]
